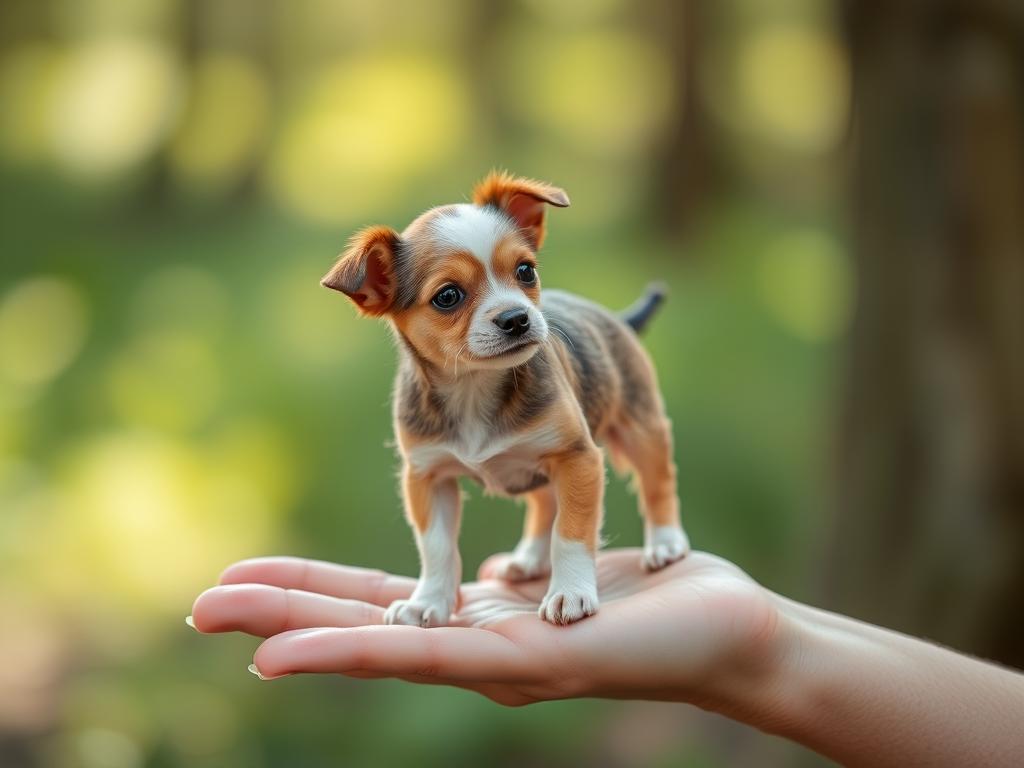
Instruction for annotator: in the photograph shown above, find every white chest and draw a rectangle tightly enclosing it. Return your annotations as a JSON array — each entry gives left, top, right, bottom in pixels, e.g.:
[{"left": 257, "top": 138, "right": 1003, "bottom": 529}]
[{"left": 406, "top": 422, "right": 563, "bottom": 496}]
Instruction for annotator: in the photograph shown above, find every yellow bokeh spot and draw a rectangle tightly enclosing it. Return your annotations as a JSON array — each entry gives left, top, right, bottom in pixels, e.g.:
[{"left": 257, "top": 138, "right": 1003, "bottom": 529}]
[
  {"left": 50, "top": 37, "right": 182, "bottom": 178},
  {"left": 266, "top": 261, "right": 370, "bottom": 367},
  {"left": 266, "top": 54, "right": 468, "bottom": 224},
  {"left": 61, "top": 676, "right": 154, "bottom": 765},
  {"left": 738, "top": 24, "right": 849, "bottom": 153},
  {"left": 500, "top": 31, "right": 673, "bottom": 155},
  {"left": 51, "top": 0, "right": 176, "bottom": 39},
  {"left": 520, "top": 0, "right": 626, "bottom": 24},
  {"left": 0, "top": 276, "right": 88, "bottom": 387},
  {"left": 758, "top": 229, "right": 853, "bottom": 342},
  {"left": 170, "top": 53, "right": 270, "bottom": 189},
  {"left": 207, "top": 420, "right": 298, "bottom": 514},
  {"left": 43, "top": 430, "right": 286, "bottom": 611},
  {"left": 75, "top": 728, "right": 144, "bottom": 768},
  {"left": 51, "top": 435, "right": 217, "bottom": 608},
  {"left": 106, "top": 331, "right": 222, "bottom": 432},
  {"left": 0, "top": 44, "right": 63, "bottom": 162}
]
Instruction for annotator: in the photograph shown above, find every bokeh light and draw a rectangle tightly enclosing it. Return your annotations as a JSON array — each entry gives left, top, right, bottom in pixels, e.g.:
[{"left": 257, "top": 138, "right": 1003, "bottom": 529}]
[
  {"left": 42, "top": 429, "right": 287, "bottom": 612},
  {"left": 106, "top": 331, "right": 223, "bottom": 432},
  {"left": 758, "top": 228, "right": 852, "bottom": 341},
  {"left": 498, "top": 30, "right": 674, "bottom": 156},
  {"left": 49, "top": 38, "right": 182, "bottom": 179},
  {"left": 263, "top": 260, "right": 372, "bottom": 368},
  {"left": 266, "top": 54, "right": 469, "bottom": 223},
  {"left": 520, "top": 0, "right": 627, "bottom": 24},
  {"left": 0, "top": 44, "right": 63, "bottom": 163},
  {"left": 0, "top": 599, "right": 66, "bottom": 732},
  {"left": 170, "top": 53, "right": 270, "bottom": 190},
  {"left": 0, "top": 276, "right": 88, "bottom": 388},
  {"left": 738, "top": 23, "right": 849, "bottom": 153}
]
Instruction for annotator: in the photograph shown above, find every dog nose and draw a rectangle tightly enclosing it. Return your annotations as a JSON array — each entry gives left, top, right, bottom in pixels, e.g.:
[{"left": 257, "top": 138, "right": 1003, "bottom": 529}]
[{"left": 493, "top": 308, "right": 531, "bottom": 337}]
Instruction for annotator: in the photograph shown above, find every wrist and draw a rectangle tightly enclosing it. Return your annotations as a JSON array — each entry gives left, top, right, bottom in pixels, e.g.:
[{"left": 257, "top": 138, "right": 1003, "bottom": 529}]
[
  {"left": 716, "top": 598, "right": 860, "bottom": 737},
  {"left": 675, "top": 585, "right": 807, "bottom": 724},
  {"left": 702, "top": 590, "right": 842, "bottom": 735},
  {"left": 691, "top": 585, "right": 1024, "bottom": 767},
  {"left": 718, "top": 594, "right": 904, "bottom": 758}
]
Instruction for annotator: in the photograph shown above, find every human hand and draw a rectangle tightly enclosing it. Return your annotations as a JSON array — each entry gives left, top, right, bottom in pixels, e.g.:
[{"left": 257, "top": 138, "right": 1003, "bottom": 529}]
[{"left": 190, "top": 548, "right": 784, "bottom": 707}]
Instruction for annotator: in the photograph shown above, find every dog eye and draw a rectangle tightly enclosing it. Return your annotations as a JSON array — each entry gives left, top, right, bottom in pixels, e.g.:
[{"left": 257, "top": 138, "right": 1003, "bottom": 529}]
[
  {"left": 516, "top": 263, "right": 537, "bottom": 285},
  {"left": 431, "top": 285, "right": 464, "bottom": 310}
]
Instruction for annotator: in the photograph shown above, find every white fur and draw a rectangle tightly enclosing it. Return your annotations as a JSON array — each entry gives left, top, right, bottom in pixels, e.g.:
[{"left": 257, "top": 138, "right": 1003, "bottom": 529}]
[
  {"left": 385, "top": 479, "right": 461, "bottom": 627},
  {"left": 493, "top": 533, "right": 552, "bottom": 582},
  {"left": 430, "top": 205, "right": 549, "bottom": 362},
  {"left": 540, "top": 532, "right": 598, "bottom": 624},
  {"left": 642, "top": 524, "right": 690, "bottom": 570},
  {"left": 406, "top": 419, "right": 565, "bottom": 496},
  {"left": 468, "top": 282, "right": 549, "bottom": 361},
  {"left": 430, "top": 204, "right": 511, "bottom": 267}
]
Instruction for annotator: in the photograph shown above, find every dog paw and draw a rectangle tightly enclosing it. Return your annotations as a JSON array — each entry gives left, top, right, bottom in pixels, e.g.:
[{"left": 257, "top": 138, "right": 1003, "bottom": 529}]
[
  {"left": 493, "top": 539, "right": 551, "bottom": 582},
  {"left": 539, "top": 586, "right": 599, "bottom": 625},
  {"left": 643, "top": 525, "right": 691, "bottom": 571},
  {"left": 384, "top": 597, "right": 453, "bottom": 628}
]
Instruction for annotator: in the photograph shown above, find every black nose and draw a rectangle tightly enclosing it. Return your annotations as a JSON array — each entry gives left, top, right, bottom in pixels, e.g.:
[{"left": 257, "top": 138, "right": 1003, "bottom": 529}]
[{"left": 493, "top": 308, "right": 531, "bottom": 337}]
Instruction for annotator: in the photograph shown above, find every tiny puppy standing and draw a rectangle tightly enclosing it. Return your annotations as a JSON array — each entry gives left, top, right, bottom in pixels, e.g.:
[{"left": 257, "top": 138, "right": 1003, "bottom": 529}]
[{"left": 322, "top": 172, "right": 690, "bottom": 626}]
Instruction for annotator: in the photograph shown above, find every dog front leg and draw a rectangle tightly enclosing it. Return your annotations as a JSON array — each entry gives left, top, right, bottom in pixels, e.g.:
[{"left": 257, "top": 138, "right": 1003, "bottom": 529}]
[
  {"left": 384, "top": 469, "right": 461, "bottom": 628},
  {"left": 493, "top": 485, "right": 556, "bottom": 582},
  {"left": 540, "top": 445, "right": 603, "bottom": 625}
]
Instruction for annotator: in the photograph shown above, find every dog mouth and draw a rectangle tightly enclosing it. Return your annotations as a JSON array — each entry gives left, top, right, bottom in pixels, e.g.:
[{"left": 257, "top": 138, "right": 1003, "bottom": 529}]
[{"left": 485, "top": 339, "right": 540, "bottom": 359}]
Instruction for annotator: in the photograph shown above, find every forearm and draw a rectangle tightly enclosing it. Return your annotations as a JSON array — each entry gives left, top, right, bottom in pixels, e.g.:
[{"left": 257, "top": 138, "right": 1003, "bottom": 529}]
[{"left": 723, "top": 596, "right": 1024, "bottom": 767}]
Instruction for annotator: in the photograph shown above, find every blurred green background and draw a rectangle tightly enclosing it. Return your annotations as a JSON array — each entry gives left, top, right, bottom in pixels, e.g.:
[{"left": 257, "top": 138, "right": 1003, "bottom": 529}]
[{"left": 3, "top": 0, "right": 1021, "bottom": 766}]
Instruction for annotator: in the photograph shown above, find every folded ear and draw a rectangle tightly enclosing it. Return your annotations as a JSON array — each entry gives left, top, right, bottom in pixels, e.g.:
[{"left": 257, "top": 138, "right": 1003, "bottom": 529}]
[
  {"left": 321, "top": 226, "right": 401, "bottom": 315},
  {"left": 471, "top": 171, "right": 569, "bottom": 250}
]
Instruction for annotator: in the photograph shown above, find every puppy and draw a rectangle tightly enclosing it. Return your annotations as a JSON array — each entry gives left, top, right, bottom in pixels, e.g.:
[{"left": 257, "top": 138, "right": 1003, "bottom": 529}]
[{"left": 321, "top": 172, "right": 689, "bottom": 626}]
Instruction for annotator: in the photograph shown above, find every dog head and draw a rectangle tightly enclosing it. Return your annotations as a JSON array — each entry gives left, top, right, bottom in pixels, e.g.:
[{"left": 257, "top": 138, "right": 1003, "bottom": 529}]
[{"left": 321, "top": 172, "right": 569, "bottom": 372}]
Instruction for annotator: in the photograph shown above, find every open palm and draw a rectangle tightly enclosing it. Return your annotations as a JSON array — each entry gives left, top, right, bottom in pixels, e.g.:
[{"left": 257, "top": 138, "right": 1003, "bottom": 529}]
[{"left": 191, "top": 549, "right": 781, "bottom": 706}]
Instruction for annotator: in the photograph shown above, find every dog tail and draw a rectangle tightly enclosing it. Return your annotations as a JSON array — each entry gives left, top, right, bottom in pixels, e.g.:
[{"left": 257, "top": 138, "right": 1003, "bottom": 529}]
[{"left": 621, "top": 282, "right": 667, "bottom": 334}]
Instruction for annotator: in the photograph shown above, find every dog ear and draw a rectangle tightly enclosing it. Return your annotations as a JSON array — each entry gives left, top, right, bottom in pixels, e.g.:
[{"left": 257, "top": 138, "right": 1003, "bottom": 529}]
[
  {"left": 321, "top": 226, "right": 401, "bottom": 315},
  {"left": 471, "top": 171, "right": 569, "bottom": 249}
]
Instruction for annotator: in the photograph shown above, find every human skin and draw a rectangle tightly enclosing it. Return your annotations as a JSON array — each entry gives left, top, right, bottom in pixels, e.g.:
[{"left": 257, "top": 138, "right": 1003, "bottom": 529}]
[{"left": 190, "top": 549, "right": 1024, "bottom": 767}]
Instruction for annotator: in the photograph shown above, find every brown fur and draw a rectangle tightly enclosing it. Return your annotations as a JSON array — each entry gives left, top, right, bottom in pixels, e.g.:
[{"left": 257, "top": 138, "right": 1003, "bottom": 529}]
[
  {"left": 472, "top": 170, "right": 569, "bottom": 249},
  {"left": 523, "top": 486, "right": 557, "bottom": 538}
]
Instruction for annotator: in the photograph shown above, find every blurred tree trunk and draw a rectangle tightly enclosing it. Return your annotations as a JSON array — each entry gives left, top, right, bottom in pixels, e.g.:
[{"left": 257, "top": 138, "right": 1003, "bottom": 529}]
[
  {"left": 649, "top": 0, "right": 714, "bottom": 238},
  {"left": 830, "top": 0, "right": 1024, "bottom": 667}
]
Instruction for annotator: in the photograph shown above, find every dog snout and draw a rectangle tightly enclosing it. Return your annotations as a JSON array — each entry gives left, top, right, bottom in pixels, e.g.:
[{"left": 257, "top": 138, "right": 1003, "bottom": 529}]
[{"left": 493, "top": 308, "right": 531, "bottom": 337}]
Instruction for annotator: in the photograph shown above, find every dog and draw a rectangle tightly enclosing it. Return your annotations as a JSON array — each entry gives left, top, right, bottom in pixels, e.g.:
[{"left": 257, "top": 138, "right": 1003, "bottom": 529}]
[{"left": 321, "top": 172, "right": 690, "bottom": 626}]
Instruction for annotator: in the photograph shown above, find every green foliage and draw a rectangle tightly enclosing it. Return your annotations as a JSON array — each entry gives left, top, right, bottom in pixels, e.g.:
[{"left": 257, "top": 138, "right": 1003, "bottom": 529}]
[{"left": 0, "top": 1, "right": 848, "bottom": 765}]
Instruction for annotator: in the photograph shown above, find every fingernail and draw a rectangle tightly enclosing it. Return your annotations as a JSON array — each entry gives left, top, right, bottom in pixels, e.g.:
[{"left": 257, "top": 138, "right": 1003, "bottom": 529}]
[
  {"left": 185, "top": 615, "right": 196, "bottom": 630},
  {"left": 248, "top": 663, "right": 286, "bottom": 681}
]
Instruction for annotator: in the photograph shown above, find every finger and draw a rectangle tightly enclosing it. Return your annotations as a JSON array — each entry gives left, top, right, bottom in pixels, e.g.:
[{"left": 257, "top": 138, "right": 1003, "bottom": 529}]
[
  {"left": 191, "top": 584, "right": 385, "bottom": 636},
  {"left": 345, "top": 671, "right": 506, "bottom": 704},
  {"left": 476, "top": 553, "right": 513, "bottom": 581},
  {"left": 219, "top": 556, "right": 416, "bottom": 606},
  {"left": 252, "top": 626, "right": 531, "bottom": 685}
]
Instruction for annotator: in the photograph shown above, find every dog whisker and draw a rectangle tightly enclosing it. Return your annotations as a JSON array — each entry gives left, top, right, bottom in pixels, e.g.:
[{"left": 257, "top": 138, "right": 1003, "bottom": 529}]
[
  {"left": 549, "top": 324, "right": 575, "bottom": 350},
  {"left": 454, "top": 342, "right": 467, "bottom": 376}
]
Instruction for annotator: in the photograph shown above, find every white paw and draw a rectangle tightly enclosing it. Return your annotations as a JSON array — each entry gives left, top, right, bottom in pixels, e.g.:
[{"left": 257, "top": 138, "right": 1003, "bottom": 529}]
[
  {"left": 643, "top": 525, "right": 691, "bottom": 571},
  {"left": 493, "top": 538, "right": 551, "bottom": 582},
  {"left": 539, "top": 585, "right": 599, "bottom": 625},
  {"left": 384, "top": 596, "right": 453, "bottom": 628}
]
